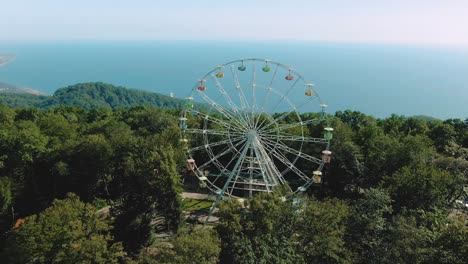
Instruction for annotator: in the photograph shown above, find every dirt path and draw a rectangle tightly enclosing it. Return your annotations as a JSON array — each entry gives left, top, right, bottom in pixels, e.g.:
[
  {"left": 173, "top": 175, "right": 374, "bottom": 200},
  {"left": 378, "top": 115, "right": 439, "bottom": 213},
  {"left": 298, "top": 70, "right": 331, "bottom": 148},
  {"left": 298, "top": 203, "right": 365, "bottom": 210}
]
[{"left": 181, "top": 192, "right": 212, "bottom": 200}]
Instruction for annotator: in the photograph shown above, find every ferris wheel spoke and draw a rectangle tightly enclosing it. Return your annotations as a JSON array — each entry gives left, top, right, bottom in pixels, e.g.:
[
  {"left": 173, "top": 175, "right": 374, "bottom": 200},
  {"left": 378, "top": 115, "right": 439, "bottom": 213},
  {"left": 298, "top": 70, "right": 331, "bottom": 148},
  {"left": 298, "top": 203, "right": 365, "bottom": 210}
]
[
  {"left": 259, "top": 134, "right": 329, "bottom": 144},
  {"left": 255, "top": 64, "right": 279, "bottom": 127},
  {"left": 251, "top": 137, "right": 285, "bottom": 187},
  {"left": 229, "top": 65, "right": 252, "bottom": 124},
  {"left": 258, "top": 139, "right": 302, "bottom": 184},
  {"left": 250, "top": 63, "right": 257, "bottom": 126},
  {"left": 268, "top": 148, "right": 310, "bottom": 182},
  {"left": 230, "top": 65, "right": 241, "bottom": 90},
  {"left": 189, "top": 110, "right": 246, "bottom": 134},
  {"left": 268, "top": 78, "right": 301, "bottom": 113},
  {"left": 255, "top": 90, "right": 301, "bottom": 130},
  {"left": 256, "top": 63, "right": 279, "bottom": 115},
  {"left": 227, "top": 148, "right": 251, "bottom": 196},
  {"left": 203, "top": 139, "right": 229, "bottom": 173},
  {"left": 261, "top": 137, "right": 322, "bottom": 165},
  {"left": 184, "top": 128, "right": 243, "bottom": 137},
  {"left": 276, "top": 143, "right": 322, "bottom": 165},
  {"left": 211, "top": 75, "right": 249, "bottom": 124},
  {"left": 259, "top": 96, "right": 318, "bottom": 132},
  {"left": 229, "top": 65, "right": 250, "bottom": 120},
  {"left": 197, "top": 90, "right": 248, "bottom": 130},
  {"left": 273, "top": 117, "right": 325, "bottom": 133},
  {"left": 259, "top": 117, "right": 325, "bottom": 136},
  {"left": 188, "top": 136, "right": 244, "bottom": 152},
  {"left": 210, "top": 147, "right": 245, "bottom": 188},
  {"left": 196, "top": 138, "right": 247, "bottom": 172}
]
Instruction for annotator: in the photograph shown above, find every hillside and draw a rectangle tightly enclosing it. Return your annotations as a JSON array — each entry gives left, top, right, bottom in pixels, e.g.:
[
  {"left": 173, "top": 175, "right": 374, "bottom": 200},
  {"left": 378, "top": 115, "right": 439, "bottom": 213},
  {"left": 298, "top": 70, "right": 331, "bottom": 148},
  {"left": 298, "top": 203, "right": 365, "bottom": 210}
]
[{"left": 0, "top": 82, "right": 187, "bottom": 109}]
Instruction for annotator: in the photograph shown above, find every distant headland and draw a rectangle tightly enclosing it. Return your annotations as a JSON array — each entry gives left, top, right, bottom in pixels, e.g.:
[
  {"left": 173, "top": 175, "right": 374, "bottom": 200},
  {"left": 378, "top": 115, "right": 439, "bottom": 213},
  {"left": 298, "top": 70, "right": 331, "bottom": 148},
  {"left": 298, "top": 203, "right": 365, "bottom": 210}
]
[
  {"left": 0, "top": 54, "right": 16, "bottom": 66},
  {"left": 0, "top": 81, "right": 44, "bottom": 95}
]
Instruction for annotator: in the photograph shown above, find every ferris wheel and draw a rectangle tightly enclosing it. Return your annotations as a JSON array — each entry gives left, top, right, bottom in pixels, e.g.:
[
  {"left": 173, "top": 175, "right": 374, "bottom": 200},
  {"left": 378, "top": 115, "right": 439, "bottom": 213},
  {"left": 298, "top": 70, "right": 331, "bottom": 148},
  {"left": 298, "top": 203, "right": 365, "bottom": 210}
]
[{"left": 179, "top": 58, "right": 333, "bottom": 199}]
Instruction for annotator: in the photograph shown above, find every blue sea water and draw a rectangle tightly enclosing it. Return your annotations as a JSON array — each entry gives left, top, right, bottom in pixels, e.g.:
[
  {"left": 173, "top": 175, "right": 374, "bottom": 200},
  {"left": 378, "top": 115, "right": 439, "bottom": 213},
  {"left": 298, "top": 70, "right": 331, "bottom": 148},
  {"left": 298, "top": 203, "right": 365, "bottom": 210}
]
[{"left": 0, "top": 41, "right": 467, "bottom": 119}]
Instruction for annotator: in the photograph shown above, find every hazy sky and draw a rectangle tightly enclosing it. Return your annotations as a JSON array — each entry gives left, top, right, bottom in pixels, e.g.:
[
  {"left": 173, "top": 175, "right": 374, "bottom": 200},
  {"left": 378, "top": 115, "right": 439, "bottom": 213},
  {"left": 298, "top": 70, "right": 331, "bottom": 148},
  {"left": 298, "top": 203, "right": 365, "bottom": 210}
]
[{"left": 2, "top": 0, "right": 468, "bottom": 46}]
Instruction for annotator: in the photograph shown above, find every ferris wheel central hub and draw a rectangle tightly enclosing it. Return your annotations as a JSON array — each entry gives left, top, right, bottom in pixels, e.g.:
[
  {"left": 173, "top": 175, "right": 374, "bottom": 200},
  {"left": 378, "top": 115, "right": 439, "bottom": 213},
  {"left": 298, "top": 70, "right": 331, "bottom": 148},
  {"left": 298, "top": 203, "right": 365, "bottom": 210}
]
[{"left": 247, "top": 130, "right": 258, "bottom": 139}]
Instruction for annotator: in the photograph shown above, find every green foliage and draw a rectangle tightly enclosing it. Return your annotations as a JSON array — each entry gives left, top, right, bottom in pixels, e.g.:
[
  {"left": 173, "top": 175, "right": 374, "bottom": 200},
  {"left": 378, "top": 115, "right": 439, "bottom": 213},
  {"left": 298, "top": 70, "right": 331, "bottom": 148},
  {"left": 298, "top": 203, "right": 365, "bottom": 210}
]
[
  {"left": 0, "top": 82, "right": 188, "bottom": 110},
  {"left": 182, "top": 198, "right": 213, "bottom": 211},
  {"left": 0, "top": 177, "right": 12, "bottom": 215},
  {"left": 0, "top": 93, "right": 48, "bottom": 108},
  {"left": 144, "top": 228, "right": 221, "bottom": 264},
  {"left": 0, "top": 104, "right": 16, "bottom": 126},
  {"left": 1, "top": 193, "right": 125, "bottom": 264},
  {"left": 347, "top": 188, "right": 392, "bottom": 263},
  {"left": 383, "top": 164, "right": 463, "bottom": 211},
  {"left": 297, "top": 198, "right": 351, "bottom": 264},
  {"left": 0, "top": 102, "right": 466, "bottom": 262},
  {"left": 112, "top": 146, "right": 183, "bottom": 254},
  {"left": 217, "top": 192, "right": 304, "bottom": 264},
  {"left": 381, "top": 215, "right": 430, "bottom": 263},
  {"left": 431, "top": 215, "right": 468, "bottom": 264}
]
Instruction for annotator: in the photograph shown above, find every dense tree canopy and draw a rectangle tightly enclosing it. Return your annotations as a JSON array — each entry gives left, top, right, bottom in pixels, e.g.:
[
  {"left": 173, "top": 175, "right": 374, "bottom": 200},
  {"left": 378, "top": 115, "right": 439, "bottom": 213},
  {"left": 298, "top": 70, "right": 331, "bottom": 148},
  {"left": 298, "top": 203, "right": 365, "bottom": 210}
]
[
  {"left": 0, "top": 82, "right": 188, "bottom": 110},
  {"left": 0, "top": 104, "right": 466, "bottom": 263},
  {"left": 0, "top": 193, "right": 126, "bottom": 264}
]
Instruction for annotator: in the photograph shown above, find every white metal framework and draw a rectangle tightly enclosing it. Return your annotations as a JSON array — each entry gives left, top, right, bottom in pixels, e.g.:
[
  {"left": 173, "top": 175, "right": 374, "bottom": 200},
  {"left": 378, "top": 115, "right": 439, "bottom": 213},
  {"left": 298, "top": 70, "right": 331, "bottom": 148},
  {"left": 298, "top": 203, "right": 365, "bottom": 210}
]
[{"left": 180, "top": 58, "right": 333, "bottom": 200}]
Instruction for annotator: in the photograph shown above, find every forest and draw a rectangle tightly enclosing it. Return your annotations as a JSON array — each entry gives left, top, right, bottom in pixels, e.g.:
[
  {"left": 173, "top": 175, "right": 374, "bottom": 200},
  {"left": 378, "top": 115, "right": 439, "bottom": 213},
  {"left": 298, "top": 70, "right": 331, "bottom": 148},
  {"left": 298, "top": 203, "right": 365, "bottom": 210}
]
[
  {"left": 0, "top": 99, "right": 467, "bottom": 263},
  {"left": 0, "top": 82, "right": 187, "bottom": 109}
]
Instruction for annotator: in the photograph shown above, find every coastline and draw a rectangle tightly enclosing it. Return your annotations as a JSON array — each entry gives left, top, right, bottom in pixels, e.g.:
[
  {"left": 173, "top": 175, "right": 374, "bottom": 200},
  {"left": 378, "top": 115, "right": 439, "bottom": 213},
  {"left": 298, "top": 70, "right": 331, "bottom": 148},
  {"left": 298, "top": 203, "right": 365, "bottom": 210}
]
[{"left": 0, "top": 54, "right": 16, "bottom": 66}]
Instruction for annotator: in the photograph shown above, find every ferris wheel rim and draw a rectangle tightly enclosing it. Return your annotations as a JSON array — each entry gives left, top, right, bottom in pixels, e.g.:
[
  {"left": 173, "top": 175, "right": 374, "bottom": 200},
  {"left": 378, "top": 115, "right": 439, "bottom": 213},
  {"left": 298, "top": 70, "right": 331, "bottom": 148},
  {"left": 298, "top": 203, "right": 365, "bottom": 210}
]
[{"left": 189, "top": 58, "right": 327, "bottom": 107}]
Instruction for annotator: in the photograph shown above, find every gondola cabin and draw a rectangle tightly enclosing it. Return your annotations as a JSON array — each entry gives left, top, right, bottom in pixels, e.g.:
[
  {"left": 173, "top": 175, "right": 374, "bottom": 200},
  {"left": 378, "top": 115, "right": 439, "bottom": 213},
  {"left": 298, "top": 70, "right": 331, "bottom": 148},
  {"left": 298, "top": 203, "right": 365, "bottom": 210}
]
[
  {"left": 179, "top": 117, "right": 187, "bottom": 129},
  {"left": 215, "top": 66, "right": 224, "bottom": 78},
  {"left": 238, "top": 65, "right": 246, "bottom": 71},
  {"left": 322, "top": 150, "right": 332, "bottom": 163},
  {"left": 305, "top": 89, "right": 314, "bottom": 96},
  {"left": 324, "top": 127, "right": 334, "bottom": 140},
  {"left": 197, "top": 80, "right": 206, "bottom": 91},
  {"left": 262, "top": 66, "right": 271, "bottom": 72},
  {"left": 187, "top": 159, "right": 195, "bottom": 171},
  {"left": 285, "top": 74, "right": 294, "bottom": 81},
  {"left": 312, "top": 171, "right": 322, "bottom": 183},
  {"left": 199, "top": 176, "right": 208, "bottom": 181}
]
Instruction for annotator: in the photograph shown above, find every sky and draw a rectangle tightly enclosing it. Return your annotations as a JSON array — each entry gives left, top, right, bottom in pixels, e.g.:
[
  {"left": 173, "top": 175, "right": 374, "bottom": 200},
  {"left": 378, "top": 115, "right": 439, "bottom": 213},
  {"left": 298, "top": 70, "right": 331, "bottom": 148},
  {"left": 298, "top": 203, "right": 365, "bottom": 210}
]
[{"left": 1, "top": 0, "right": 468, "bottom": 46}]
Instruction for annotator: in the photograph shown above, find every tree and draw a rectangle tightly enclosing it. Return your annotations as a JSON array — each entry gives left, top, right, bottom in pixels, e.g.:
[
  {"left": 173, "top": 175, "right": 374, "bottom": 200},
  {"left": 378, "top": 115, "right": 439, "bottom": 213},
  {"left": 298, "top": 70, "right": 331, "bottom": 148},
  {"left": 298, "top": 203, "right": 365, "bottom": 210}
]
[
  {"left": 335, "top": 110, "right": 367, "bottom": 130},
  {"left": 347, "top": 188, "right": 392, "bottom": 263},
  {"left": 1, "top": 193, "right": 126, "bottom": 264},
  {"left": 216, "top": 192, "right": 304, "bottom": 264},
  {"left": 143, "top": 228, "right": 221, "bottom": 264},
  {"left": 0, "top": 177, "right": 12, "bottom": 216},
  {"left": 431, "top": 215, "right": 468, "bottom": 264},
  {"left": 0, "top": 177, "right": 13, "bottom": 234},
  {"left": 378, "top": 114, "right": 405, "bottom": 136},
  {"left": 0, "top": 105, "right": 15, "bottom": 126},
  {"left": 381, "top": 215, "right": 430, "bottom": 264},
  {"left": 112, "top": 145, "right": 182, "bottom": 255},
  {"left": 296, "top": 198, "right": 351, "bottom": 264},
  {"left": 382, "top": 164, "right": 463, "bottom": 211},
  {"left": 68, "top": 134, "right": 113, "bottom": 200},
  {"left": 430, "top": 122, "right": 457, "bottom": 151},
  {"left": 325, "top": 120, "right": 366, "bottom": 194}
]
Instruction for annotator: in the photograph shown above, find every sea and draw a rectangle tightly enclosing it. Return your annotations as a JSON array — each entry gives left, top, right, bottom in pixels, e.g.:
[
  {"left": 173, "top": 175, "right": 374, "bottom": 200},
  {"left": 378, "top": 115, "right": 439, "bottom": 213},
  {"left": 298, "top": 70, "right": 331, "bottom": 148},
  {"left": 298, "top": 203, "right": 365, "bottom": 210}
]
[{"left": 0, "top": 41, "right": 467, "bottom": 119}]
